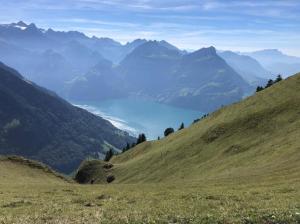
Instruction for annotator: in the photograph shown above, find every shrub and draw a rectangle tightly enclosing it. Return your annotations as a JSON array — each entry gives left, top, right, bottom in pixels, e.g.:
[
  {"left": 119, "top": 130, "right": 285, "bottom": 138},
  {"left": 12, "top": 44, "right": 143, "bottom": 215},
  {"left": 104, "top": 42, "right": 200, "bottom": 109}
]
[
  {"left": 164, "top": 128, "right": 174, "bottom": 137},
  {"left": 106, "top": 175, "right": 115, "bottom": 183}
]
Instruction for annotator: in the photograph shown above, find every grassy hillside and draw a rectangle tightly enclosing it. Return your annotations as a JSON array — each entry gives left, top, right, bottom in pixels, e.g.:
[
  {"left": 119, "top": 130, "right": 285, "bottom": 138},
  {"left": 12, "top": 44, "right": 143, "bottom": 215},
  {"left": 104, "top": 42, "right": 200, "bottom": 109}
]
[
  {"left": 1, "top": 74, "right": 300, "bottom": 223},
  {"left": 111, "top": 73, "right": 300, "bottom": 184},
  {"left": 1, "top": 156, "right": 299, "bottom": 224},
  {"left": 0, "top": 156, "right": 69, "bottom": 185}
]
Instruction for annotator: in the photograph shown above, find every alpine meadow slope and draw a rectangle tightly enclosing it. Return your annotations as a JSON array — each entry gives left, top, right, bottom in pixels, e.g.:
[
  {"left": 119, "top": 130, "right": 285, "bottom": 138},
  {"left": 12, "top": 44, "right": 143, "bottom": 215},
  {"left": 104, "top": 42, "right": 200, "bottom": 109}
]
[
  {"left": 110, "top": 72, "right": 300, "bottom": 183},
  {"left": 1, "top": 74, "right": 300, "bottom": 223}
]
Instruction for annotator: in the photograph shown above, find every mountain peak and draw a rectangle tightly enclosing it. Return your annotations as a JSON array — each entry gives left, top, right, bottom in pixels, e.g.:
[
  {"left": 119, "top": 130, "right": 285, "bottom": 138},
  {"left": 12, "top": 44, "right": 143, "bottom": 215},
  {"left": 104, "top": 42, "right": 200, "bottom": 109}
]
[
  {"left": 136, "top": 40, "right": 179, "bottom": 53},
  {"left": 252, "top": 49, "right": 284, "bottom": 56},
  {"left": 190, "top": 46, "right": 217, "bottom": 57},
  {"left": 7, "top": 21, "right": 29, "bottom": 30},
  {"left": 16, "top": 21, "right": 28, "bottom": 27},
  {"left": 158, "top": 40, "right": 180, "bottom": 51},
  {"left": 28, "top": 23, "right": 37, "bottom": 29},
  {"left": 127, "top": 38, "right": 147, "bottom": 45},
  {"left": 25, "top": 23, "right": 40, "bottom": 33}
]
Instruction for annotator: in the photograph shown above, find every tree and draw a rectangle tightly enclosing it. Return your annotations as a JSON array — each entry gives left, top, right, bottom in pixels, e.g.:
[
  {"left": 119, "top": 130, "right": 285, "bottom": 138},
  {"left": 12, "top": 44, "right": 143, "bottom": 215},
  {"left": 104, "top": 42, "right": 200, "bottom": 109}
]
[
  {"left": 104, "top": 148, "right": 114, "bottom": 162},
  {"left": 126, "top": 142, "right": 131, "bottom": 151},
  {"left": 256, "top": 86, "right": 264, "bottom": 92},
  {"left": 265, "top": 79, "right": 274, "bottom": 88},
  {"left": 136, "top": 133, "right": 147, "bottom": 145},
  {"left": 164, "top": 127, "right": 174, "bottom": 137},
  {"left": 275, "top": 74, "right": 283, "bottom": 83},
  {"left": 193, "top": 118, "right": 200, "bottom": 124},
  {"left": 178, "top": 122, "right": 185, "bottom": 130}
]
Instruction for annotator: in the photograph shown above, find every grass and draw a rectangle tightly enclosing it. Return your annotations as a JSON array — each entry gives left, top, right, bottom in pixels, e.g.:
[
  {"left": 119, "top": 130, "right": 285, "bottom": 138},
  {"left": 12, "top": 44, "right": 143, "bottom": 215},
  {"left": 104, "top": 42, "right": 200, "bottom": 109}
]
[
  {"left": 111, "top": 73, "right": 300, "bottom": 184},
  {"left": 1, "top": 74, "right": 300, "bottom": 223},
  {"left": 0, "top": 175, "right": 299, "bottom": 223}
]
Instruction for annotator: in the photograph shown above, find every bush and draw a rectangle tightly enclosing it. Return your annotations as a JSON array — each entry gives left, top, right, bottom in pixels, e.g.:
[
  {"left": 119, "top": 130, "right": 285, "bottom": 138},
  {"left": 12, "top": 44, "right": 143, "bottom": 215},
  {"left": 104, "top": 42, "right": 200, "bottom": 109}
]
[
  {"left": 103, "top": 163, "right": 113, "bottom": 169},
  {"left": 106, "top": 175, "right": 115, "bottom": 183},
  {"left": 164, "top": 128, "right": 174, "bottom": 137}
]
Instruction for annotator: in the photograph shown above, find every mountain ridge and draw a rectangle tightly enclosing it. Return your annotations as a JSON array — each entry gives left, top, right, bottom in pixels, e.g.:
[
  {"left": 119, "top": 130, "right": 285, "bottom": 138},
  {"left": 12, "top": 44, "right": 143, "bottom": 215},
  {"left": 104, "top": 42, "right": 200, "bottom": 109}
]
[
  {"left": 0, "top": 62, "right": 135, "bottom": 173},
  {"left": 1, "top": 21, "right": 298, "bottom": 113},
  {"left": 69, "top": 44, "right": 251, "bottom": 112}
]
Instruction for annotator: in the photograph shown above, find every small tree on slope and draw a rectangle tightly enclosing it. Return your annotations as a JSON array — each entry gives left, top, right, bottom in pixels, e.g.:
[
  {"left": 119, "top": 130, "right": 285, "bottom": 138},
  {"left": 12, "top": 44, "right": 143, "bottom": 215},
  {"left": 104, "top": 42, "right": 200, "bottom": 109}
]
[{"left": 104, "top": 148, "right": 114, "bottom": 162}]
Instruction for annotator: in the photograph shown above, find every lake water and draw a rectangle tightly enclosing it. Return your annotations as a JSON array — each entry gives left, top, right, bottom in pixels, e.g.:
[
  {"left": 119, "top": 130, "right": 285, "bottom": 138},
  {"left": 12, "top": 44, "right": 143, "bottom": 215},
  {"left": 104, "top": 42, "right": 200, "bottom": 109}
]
[{"left": 73, "top": 98, "right": 203, "bottom": 140}]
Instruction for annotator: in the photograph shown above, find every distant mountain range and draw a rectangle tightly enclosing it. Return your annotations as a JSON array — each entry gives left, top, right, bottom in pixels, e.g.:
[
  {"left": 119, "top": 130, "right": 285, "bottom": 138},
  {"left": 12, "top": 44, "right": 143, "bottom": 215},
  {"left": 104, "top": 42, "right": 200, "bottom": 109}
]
[
  {"left": 70, "top": 42, "right": 250, "bottom": 112},
  {"left": 243, "top": 49, "right": 300, "bottom": 77},
  {"left": 0, "top": 21, "right": 137, "bottom": 95},
  {"left": 218, "top": 51, "right": 270, "bottom": 86},
  {"left": 0, "top": 62, "right": 135, "bottom": 173},
  {"left": 0, "top": 21, "right": 299, "bottom": 112}
]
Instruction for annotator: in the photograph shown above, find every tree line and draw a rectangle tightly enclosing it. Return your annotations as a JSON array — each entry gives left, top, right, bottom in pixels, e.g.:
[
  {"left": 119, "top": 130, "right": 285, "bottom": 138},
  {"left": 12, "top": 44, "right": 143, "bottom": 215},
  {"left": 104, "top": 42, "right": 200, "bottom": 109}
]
[
  {"left": 256, "top": 75, "right": 283, "bottom": 92},
  {"left": 119, "top": 114, "right": 211, "bottom": 157},
  {"left": 104, "top": 133, "right": 148, "bottom": 162}
]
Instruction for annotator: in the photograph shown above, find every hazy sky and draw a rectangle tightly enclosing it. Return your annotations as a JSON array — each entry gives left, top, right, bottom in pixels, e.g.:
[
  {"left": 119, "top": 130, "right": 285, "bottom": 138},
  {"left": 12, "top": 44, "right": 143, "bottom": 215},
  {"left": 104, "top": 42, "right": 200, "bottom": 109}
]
[{"left": 1, "top": 0, "right": 300, "bottom": 56}]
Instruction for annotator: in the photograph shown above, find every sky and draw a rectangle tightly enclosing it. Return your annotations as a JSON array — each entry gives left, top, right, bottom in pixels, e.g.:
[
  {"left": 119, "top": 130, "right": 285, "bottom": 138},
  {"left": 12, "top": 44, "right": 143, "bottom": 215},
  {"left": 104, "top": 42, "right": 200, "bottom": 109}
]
[{"left": 0, "top": 0, "right": 300, "bottom": 56}]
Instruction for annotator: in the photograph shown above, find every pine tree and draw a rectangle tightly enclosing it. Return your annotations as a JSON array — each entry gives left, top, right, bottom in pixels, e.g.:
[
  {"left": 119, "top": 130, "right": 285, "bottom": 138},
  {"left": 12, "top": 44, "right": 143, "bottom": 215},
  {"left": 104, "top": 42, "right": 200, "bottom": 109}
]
[
  {"left": 193, "top": 118, "right": 200, "bottom": 123},
  {"left": 256, "top": 86, "right": 264, "bottom": 92},
  {"left": 178, "top": 122, "right": 185, "bottom": 130},
  {"left": 136, "top": 133, "right": 147, "bottom": 145},
  {"left": 141, "top": 133, "right": 146, "bottom": 142},
  {"left": 265, "top": 79, "right": 274, "bottom": 88},
  {"left": 104, "top": 148, "right": 114, "bottom": 162},
  {"left": 275, "top": 74, "right": 283, "bottom": 83}
]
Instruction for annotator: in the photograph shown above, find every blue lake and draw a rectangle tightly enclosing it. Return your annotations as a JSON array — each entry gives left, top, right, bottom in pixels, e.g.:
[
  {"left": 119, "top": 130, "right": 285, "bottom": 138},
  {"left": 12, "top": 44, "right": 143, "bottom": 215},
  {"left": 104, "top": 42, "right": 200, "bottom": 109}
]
[{"left": 74, "top": 98, "right": 203, "bottom": 140}]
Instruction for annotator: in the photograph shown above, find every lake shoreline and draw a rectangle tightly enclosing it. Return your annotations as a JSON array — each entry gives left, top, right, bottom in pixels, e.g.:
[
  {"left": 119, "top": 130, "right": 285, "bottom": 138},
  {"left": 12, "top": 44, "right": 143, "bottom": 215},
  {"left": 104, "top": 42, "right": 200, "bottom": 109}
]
[{"left": 72, "top": 98, "right": 203, "bottom": 140}]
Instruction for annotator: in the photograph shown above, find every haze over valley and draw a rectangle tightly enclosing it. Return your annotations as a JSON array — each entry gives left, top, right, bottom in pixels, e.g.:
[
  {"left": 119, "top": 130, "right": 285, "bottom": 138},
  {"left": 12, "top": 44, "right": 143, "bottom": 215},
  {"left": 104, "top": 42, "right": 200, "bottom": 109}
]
[{"left": 1, "top": 20, "right": 299, "bottom": 139}]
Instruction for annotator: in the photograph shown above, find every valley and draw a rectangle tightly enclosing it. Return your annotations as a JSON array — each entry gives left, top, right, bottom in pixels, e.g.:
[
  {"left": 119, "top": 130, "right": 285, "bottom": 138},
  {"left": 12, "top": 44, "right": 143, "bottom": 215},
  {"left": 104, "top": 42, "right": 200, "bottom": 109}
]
[
  {"left": 1, "top": 71, "right": 299, "bottom": 223},
  {"left": 0, "top": 2, "right": 300, "bottom": 222}
]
